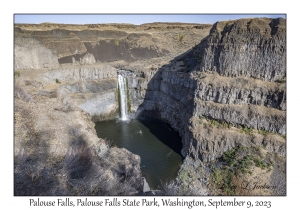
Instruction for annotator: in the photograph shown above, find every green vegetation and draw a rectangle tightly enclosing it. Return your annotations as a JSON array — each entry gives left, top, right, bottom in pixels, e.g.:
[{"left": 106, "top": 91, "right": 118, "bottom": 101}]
[
  {"left": 258, "top": 129, "right": 286, "bottom": 139},
  {"left": 197, "top": 116, "right": 284, "bottom": 140},
  {"left": 178, "top": 168, "right": 189, "bottom": 183},
  {"left": 239, "top": 127, "right": 254, "bottom": 135},
  {"left": 179, "top": 34, "right": 185, "bottom": 42},
  {"left": 275, "top": 79, "right": 286, "bottom": 83},
  {"left": 14, "top": 71, "right": 21, "bottom": 77},
  {"left": 221, "top": 146, "right": 254, "bottom": 175},
  {"left": 210, "top": 166, "right": 236, "bottom": 195},
  {"left": 236, "top": 155, "right": 253, "bottom": 174},
  {"left": 253, "top": 157, "right": 272, "bottom": 171},
  {"left": 258, "top": 129, "right": 269, "bottom": 135},
  {"left": 221, "top": 146, "right": 273, "bottom": 173},
  {"left": 221, "top": 121, "right": 232, "bottom": 129},
  {"left": 210, "top": 146, "right": 275, "bottom": 195},
  {"left": 210, "top": 119, "right": 219, "bottom": 126},
  {"left": 126, "top": 78, "right": 131, "bottom": 113},
  {"left": 222, "top": 148, "right": 237, "bottom": 166},
  {"left": 55, "top": 79, "right": 61, "bottom": 84},
  {"left": 201, "top": 118, "right": 232, "bottom": 129}
]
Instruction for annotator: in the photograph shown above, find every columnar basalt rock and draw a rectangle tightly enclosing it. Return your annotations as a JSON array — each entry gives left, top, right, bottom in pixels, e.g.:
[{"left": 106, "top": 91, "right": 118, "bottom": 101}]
[
  {"left": 194, "top": 74, "right": 286, "bottom": 110},
  {"left": 197, "top": 18, "right": 286, "bottom": 81}
]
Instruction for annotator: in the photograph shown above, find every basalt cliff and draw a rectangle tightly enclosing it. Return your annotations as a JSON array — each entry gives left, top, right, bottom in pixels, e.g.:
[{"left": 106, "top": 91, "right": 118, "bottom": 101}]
[{"left": 14, "top": 18, "right": 286, "bottom": 196}]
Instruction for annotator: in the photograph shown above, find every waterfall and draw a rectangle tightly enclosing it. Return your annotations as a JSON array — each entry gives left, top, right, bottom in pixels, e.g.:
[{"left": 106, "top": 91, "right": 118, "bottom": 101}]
[{"left": 118, "top": 74, "right": 128, "bottom": 121}]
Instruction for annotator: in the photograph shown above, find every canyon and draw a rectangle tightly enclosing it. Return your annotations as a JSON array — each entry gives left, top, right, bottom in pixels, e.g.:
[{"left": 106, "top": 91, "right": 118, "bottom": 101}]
[{"left": 14, "top": 18, "right": 286, "bottom": 195}]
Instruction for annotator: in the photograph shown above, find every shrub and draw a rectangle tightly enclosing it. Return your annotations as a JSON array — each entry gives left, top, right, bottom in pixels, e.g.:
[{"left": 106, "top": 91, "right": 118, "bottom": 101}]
[
  {"left": 179, "top": 34, "right": 185, "bottom": 42},
  {"left": 253, "top": 157, "right": 272, "bottom": 170},
  {"left": 239, "top": 127, "right": 253, "bottom": 135},
  {"left": 178, "top": 169, "right": 189, "bottom": 183},
  {"left": 55, "top": 79, "right": 61, "bottom": 84},
  {"left": 258, "top": 129, "right": 269, "bottom": 136},
  {"left": 275, "top": 79, "right": 286, "bottom": 83},
  {"left": 199, "top": 116, "right": 205, "bottom": 120},
  {"left": 210, "top": 119, "right": 219, "bottom": 126},
  {"left": 222, "top": 148, "right": 237, "bottom": 166},
  {"left": 236, "top": 156, "right": 253, "bottom": 174},
  {"left": 210, "top": 167, "right": 236, "bottom": 195},
  {"left": 210, "top": 146, "right": 277, "bottom": 195},
  {"left": 63, "top": 145, "right": 93, "bottom": 180},
  {"left": 14, "top": 71, "right": 21, "bottom": 77}
]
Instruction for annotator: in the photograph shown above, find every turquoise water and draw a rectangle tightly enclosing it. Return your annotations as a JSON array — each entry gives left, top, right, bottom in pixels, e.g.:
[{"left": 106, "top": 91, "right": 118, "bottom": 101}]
[{"left": 94, "top": 117, "right": 183, "bottom": 189}]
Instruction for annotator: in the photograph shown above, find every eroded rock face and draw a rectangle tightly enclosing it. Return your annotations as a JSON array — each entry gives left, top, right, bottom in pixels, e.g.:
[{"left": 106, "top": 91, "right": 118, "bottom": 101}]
[
  {"left": 197, "top": 18, "right": 286, "bottom": 81},
  {"left": 193, "top": 100, "right": 286, "bottom": 135},
  {"left": 187, "top": 116, "right": 286, "bottom": 162},
  {"left": 41, "top": 64, "right": 117, "bottom": 84},
  {"left": 80, "top": 53, "right": 96, "bottom": 65},
  {"left": 62, "top": 79, "right": 118, "bottom": 120},
  {"left": 14, "top": 37, "right": 60, "bottom": 70},
  {"left": 15, "top": 64, "right": 119, "bottom": 120},
  {"left": 194, "top": 74, "right": 286, "bottom": 111}
]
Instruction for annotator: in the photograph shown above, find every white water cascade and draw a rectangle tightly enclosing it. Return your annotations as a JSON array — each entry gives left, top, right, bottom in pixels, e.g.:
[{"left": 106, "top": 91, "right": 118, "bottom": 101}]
[{"left": 118, "top": 74, "right": 129, "bottom": 121}]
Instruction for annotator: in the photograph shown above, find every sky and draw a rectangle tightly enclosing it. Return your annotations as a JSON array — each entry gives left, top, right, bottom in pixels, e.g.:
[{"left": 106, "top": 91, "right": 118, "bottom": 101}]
[{"left": 14, "top": 14, "right": 286, "bottom": 25}]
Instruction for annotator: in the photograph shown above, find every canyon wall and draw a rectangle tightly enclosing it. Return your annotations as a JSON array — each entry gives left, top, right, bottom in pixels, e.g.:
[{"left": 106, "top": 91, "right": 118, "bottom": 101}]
[
  {"left": 197, "top": 18, "right": 286, "bottom": 81},
  {"left": 122, "top": 18, "right": 286, "bottom": 195},
  {"left": 124, "top": 19, "right": 286, "bottom": 159},
  {"left": 126, "top": 66, "right": 286, "bottom": 161}
]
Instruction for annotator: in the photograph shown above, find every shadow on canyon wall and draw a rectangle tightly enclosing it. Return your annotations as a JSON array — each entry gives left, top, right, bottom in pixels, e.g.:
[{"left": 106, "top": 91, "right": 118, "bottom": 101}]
[
  {"left": 134, "top": 46, "right": 200, "bottom": 158},
  {"left": 137, "top": 116, "right": 183, "bottom": 157}
]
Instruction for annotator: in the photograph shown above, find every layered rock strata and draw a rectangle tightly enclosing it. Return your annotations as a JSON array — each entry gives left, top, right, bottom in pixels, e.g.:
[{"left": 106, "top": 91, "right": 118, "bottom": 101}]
[{"left": 197, "top": 18, "right": 286, "bottom": 81}]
